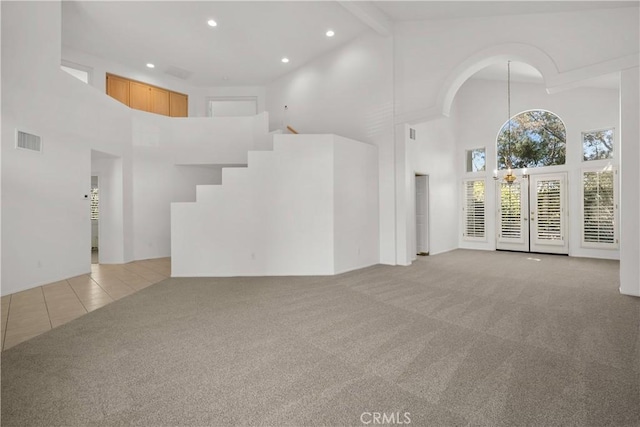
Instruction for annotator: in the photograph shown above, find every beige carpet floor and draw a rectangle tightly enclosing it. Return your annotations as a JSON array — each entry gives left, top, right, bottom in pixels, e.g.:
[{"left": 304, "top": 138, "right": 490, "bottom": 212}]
[{"left": 1, "top": 250, "right": 639, "bottom": 426}]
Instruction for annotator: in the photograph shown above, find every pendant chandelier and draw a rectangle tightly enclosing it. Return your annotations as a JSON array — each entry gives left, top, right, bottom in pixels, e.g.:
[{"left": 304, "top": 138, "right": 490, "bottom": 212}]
[{"left": 494, "top": 61, "right": 527, "bottom": 185}]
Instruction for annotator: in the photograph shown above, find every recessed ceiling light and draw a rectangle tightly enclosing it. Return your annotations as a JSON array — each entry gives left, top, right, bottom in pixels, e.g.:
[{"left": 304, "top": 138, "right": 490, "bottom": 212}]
[
  {"left": 326, "top": 30, "right": 335, "bottom": 37},
  {"left": 146, "top": 63, "right": 155, "bottom": 68},
  {"left": 281, "top": 57, "right": 289, "bottom": 63},
  {"left": 207, "top": 19, "right": 217, "bottom": 27}
]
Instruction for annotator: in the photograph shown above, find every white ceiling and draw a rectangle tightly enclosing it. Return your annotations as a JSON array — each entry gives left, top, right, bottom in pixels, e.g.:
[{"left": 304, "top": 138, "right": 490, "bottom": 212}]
[
  {"left": 62, "top": 1, "right": 634, "bottom": 88},
  {"left": 62, "top": 1, "right": 369, "bottom": 87},
  {"left": 374, "top": 1, "right": 638, "bottom": 22}
]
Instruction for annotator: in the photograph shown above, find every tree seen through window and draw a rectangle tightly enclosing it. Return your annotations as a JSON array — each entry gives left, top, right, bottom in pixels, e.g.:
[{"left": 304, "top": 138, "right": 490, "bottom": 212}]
[
  {"left": 497, "top": 110, "right": 566, "bottom": 169},
  {"left": 583, "top": 129, "right": 613, "bottom": 161}
]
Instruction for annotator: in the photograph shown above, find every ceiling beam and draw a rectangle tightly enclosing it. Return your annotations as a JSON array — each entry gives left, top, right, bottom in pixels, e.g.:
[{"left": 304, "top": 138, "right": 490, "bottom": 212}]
[{"left": 338, "top": 1, "right": 393, "bottom": 37}]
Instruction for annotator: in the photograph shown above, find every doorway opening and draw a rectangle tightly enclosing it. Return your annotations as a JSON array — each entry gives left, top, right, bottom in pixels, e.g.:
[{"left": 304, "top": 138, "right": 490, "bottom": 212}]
[
  {"left": 496, "top": 172, "right": 568, "bottom": 254},
  {"left": 91, "top": 176, "right": 99, "bottom": 264},
  {"left": 415, "top": 174, "right": 429, "bottom": 256},
  {"left": 206, "top": 96, "right": 258, "bottom": 117}
]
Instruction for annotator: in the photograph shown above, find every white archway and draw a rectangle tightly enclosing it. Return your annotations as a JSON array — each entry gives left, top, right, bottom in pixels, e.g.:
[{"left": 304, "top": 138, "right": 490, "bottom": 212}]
[{"left": 437, "top": 43, "right": 559, "bottom": 118}]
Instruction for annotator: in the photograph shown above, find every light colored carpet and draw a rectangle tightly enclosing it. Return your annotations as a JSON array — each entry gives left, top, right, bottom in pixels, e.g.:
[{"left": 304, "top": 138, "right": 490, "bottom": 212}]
[{"left": 2, "top": 250, "right": 639, "bottom": 426}]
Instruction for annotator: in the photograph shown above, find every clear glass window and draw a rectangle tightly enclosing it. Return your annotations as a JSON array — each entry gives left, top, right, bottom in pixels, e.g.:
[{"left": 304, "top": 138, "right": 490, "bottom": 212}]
[
  {"left": 466, "top": 148, "right": 486, "bottom": 172},
  {"left": 583, "top": 129, "right": 613, "bottom": 161}
]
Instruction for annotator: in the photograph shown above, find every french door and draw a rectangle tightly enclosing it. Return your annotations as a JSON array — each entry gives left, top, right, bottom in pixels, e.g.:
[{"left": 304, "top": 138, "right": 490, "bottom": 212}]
[{"left": 496, "top": 173, "right": 568, "bottom": 254}]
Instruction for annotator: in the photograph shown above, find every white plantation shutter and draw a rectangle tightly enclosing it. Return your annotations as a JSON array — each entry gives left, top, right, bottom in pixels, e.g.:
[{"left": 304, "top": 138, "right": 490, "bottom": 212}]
[
  {"left": 463, "top": 179, "right": 485, "bottom": 240},
  {"left": 582, "top": 169, "right": 617, "bottom": 248},
  {"left": 499, "top": 181, "right": 522, "bottom": 240},
  {"left": 535, "top": 179, "right": 562, "bottom": 241}
]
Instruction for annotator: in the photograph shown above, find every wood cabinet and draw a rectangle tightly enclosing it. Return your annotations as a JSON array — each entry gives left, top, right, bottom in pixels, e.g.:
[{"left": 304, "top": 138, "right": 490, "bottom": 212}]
[
  {"left": 106, "top": 73, "right": 188, "bottom": 117},
  {"left": 106, "top": 74, "right": 129, "bottom": 106},
  {"left": 169, "top": 92, "right": 188, "bottom": 117},
  {"left": 151, "top": 87, "right": 170, "bottom": 116},
  {"left": 129, "top": 81, "right": 151, "bottom": 112}
]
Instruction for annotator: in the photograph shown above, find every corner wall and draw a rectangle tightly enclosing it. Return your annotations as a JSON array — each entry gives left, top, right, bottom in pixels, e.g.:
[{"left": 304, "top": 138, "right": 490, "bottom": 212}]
[
  {"left": 406, "top": 118, "right": 459, "bottom": 258},
  {"left": 266, "top": 32, "right": 395, "bottom": 265},
  {"left": 333, "top": 136, "right": 379, "bottom": 273},
  {"left": 620, "top": 67, "right": 640, "bottom": 296}
]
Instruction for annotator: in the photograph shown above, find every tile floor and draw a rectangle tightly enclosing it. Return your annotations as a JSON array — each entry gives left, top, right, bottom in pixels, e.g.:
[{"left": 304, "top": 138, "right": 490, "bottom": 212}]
[{"left": 1, "top": 258, "right": 171, "bottom": 351}]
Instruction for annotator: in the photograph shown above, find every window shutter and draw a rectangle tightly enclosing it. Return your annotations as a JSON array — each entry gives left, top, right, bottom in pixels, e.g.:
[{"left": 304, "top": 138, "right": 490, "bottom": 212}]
[
  {"left": 536, "top": 179, "right": 563, "bottom": 241},
  {"left": 90, "top": 188, "right": 99, "bottom": 220},
  {"left": 463, "top": 179, "right": 485, "bottom": 240},
  {"left": 582, "top": 169, "right": 616, "bottom": 247},
  {"left": 499, "top": 181, "right": 522, "bottom": 239}
]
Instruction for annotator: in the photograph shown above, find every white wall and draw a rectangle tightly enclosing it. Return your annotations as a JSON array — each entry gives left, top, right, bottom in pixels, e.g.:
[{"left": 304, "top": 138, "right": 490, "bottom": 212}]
[
  {"left": 1, "top": 1, "right": 134, "bottom": 295},
  {"left": 133, "top": 154, "right": 222, "bottom": 260},
  {"left": 620, "top": 67, "right": 640, "bottom": 296},
  {"left": 407, "top": 118, "right": 459, "bottom": 257},
  {"left": 172, "top": 134, "right": 379, "bottom": 277},
  {"left": 455, "top": 78, "right": 620, "bottom": 259},
  {"left": 266, "top": 32, "right": 395, "bottom": 265},
  {"left": 172, "top": 135, "right": 335, "bottom": 276},
  {"left": 131, "top": 111, "right": 269, "bottom": 260},
  {"left": 201, "top": 86, "right": 266, "bottom": 117},
  {"left": 333, "top": 136, "right": 379, "bottom": 273}
]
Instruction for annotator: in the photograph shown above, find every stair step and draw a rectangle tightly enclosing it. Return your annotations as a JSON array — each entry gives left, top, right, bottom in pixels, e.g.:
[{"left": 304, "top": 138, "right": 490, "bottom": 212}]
[
  {"left": 196, "top": 185, "right": 223, "bottom": 202},
  {"left": 222, "top": 167, "right": 249, "bottom": 186},
  {"left": 247, "top": 151, "right": 273, "bottom": 168}
]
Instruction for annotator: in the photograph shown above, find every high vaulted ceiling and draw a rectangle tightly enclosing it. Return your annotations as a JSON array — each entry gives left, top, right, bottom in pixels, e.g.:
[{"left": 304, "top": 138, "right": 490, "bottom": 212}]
[
  {"left": 61, "top": 1, "right": 638, "bottom": 88},
  {"left": 62, "top": 1, "right": 368, "bottom": 87},
  {"left": 375, "top": 1, "right": 636, "bottom": 22}
]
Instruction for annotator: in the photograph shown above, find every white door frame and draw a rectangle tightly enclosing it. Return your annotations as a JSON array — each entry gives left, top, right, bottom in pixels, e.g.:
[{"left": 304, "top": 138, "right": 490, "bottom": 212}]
[
  {"left": 496, "top": 177, "right": 530, "bottom": 252},
  {"left": 530, "top": 173, "right": 569, "bottom": 254},
  {"left": 206, "top": 96, "right": 258, "bottom": 117},
  {"left": 415, "top": 174, "right": 429, "bottom": 256}
]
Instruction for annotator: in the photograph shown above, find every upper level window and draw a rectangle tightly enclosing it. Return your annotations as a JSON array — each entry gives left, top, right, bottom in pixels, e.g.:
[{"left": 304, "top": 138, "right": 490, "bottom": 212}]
[
  {"left": 466, "top": 148, "right": 486, "bottom": 172},
  {"left": 497, "top": 110, "right": 566, "bottom": 169},
  {"left": 583, "top": 129, "right": 614, "bottom": 161}
]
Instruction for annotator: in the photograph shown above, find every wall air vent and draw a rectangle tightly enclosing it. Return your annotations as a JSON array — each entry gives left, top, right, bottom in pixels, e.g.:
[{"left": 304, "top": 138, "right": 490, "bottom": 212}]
[
  {"left": 16, "top": 130, "right": 42, "bottom": 152},
  {"left": 409, "top": 128, "right": 416, "bottom": 140}
]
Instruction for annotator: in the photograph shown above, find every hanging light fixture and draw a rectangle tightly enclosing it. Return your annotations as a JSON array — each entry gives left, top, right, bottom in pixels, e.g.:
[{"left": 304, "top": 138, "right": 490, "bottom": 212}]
[{"left": 495, "top": 60, "right": 519, "bottom": 185}]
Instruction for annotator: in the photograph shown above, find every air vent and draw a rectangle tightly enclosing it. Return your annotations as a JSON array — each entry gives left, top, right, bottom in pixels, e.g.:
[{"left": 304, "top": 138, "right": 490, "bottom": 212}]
[
  {"left": 409, "top": 128, "right": 416, "bottom": 140},
  {"left": 16, "top": 130, "right": 42, "bottom": 152},
  {"left": 165, "top": 65, "right": 192, "bottom": 80}
]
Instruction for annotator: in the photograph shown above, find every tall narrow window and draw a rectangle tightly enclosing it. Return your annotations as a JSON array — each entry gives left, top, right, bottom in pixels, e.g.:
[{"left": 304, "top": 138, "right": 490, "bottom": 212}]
[
  {"left": 582, "top": 169, "right": 617, "bottom": 248},
  {"left": 463, "top": 179, "right": 485, "bottom": 240}
]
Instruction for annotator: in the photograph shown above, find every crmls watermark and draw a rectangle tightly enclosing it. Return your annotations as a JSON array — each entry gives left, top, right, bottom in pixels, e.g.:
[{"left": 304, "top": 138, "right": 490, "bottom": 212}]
[{"left": 360, "top": 412, "right": 411, "bottom": 425}]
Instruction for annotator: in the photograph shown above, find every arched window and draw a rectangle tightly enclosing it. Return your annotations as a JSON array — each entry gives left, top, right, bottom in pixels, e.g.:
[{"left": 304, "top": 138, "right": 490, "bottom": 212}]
[{"left": 497, "top": 110, "right": 566, "bottom": 169}]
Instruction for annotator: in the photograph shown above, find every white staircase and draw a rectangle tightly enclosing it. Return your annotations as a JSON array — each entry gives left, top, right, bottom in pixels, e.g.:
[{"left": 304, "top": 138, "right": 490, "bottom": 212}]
[{"left": 171, "top": 134, "right": 379, "bottom": 277}]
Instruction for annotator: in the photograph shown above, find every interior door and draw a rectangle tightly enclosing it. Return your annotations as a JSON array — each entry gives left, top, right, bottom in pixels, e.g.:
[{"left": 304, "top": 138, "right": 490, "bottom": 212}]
[
  {"left": 496, "top": 178, "right": 529, "bottom": 252},
  {"left": 530, "top": 173, "right": 568, "bottom": 254},
  {"left": 496, "top": 172, "right": 568, "bottom": 254},
  {"left": 415, "top": 175, "right": 429, "bottom": 255}
]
